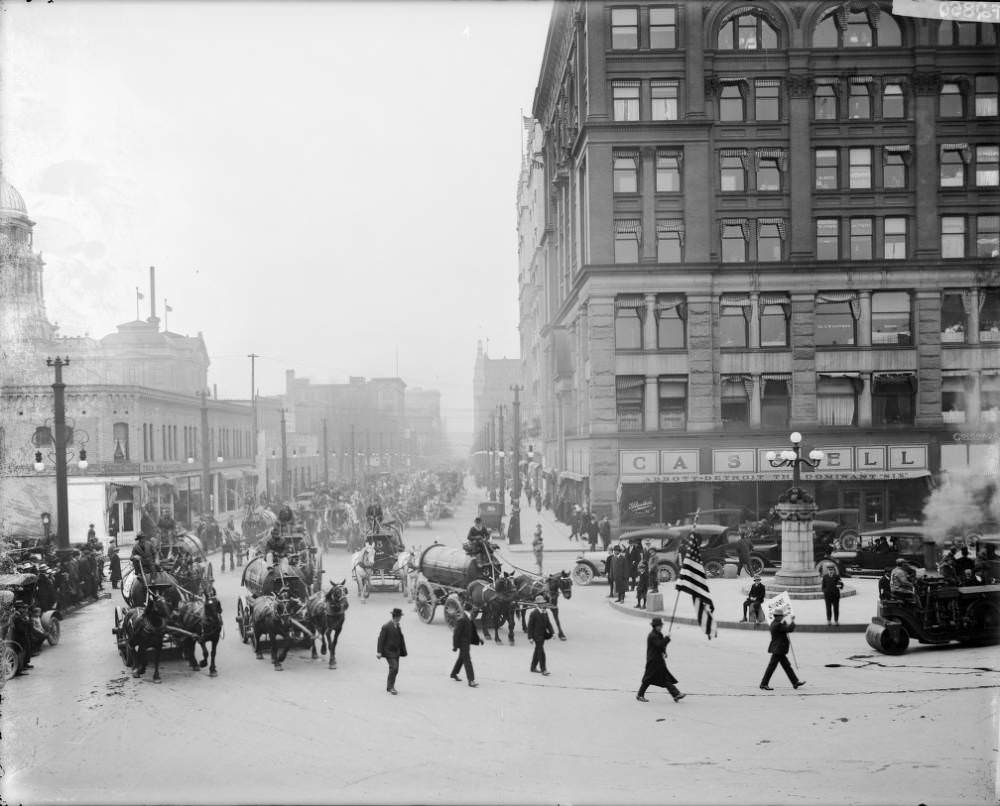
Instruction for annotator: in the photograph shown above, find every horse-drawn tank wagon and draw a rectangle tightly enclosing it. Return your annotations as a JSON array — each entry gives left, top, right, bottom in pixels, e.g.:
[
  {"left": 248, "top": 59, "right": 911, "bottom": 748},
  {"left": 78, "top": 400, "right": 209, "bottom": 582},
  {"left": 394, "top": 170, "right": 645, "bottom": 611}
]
[{"left": 413, "top": 542, "right": 505, "bottom": 628}]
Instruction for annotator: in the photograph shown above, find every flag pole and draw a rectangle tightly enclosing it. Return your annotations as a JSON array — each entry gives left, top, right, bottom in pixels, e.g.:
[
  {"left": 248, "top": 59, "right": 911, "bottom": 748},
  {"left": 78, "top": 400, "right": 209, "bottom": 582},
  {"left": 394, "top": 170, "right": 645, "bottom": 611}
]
[{"left": 667, "top": 589, "right": 681, "bottom": 635}]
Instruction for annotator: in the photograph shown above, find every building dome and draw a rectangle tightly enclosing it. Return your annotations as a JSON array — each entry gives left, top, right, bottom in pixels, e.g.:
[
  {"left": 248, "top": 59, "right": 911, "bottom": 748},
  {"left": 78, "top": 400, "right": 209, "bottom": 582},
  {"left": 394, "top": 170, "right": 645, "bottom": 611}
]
[{"left": 0, "top": 174, "right": 28, "bottom": 217}]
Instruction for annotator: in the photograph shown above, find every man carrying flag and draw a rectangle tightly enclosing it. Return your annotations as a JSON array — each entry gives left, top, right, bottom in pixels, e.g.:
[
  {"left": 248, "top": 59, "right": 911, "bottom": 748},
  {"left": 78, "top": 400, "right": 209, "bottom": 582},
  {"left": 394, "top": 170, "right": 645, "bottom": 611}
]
[{"left": 673, "top": 528, "right": 718, "bottom": 640}]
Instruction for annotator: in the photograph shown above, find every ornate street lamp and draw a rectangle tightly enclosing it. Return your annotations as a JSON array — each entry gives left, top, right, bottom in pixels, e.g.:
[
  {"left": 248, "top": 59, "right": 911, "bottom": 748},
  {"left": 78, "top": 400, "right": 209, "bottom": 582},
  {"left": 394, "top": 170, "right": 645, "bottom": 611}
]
[{"left": 765, "top": 431, "right": 824, "bottom": 489}]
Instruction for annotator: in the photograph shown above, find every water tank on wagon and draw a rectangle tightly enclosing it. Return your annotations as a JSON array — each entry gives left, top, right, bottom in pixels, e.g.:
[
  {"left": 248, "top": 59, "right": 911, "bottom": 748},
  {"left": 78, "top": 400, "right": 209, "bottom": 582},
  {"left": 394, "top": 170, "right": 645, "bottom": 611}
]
[{"left": 418, "top": 544, "right": 482, "bottom": 589}]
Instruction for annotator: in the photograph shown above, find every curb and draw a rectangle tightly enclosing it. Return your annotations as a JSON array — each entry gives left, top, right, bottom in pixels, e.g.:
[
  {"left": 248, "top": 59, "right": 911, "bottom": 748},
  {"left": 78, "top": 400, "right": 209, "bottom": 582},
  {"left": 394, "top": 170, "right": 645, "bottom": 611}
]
[{"left": 608, "top": 600, "right": 870, "bottom": 633}]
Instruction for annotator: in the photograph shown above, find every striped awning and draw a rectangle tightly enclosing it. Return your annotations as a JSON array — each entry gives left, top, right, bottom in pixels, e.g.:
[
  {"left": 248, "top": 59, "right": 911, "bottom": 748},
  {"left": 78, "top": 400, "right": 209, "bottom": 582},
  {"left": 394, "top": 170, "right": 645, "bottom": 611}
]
[
  {"left": 755, "top": 78, "right": 781, "bottom": 87},
  {"left": 817, "top": 291, "right": 858, "bottom": 303},
  {"left": 615, "top": 219, "right": 642, "bottom": 236},
  {"left": 819, "top": 372, "right": 860, "bottom": 378},
  {"left": 850, "top": 75, "right": 874, "bottom": 84},
  {"left": 757, "top": 217, "right": 786, "bottom": 238},
  {"left": 612, "top": 79, "right": 640, "bottom": 88},
  {"left": 616, "top": 376, "right": 645, "bottom": 391},
  {"left": 884, "top": 144, "right": 911, "bottom": 153},
  {"left": 656, "top": 294, "right": 685, "bottom": 312},
  {"left": 759, "top": 292, "right": 790, "bottom": 306},
  {"left": 720, "top": 293, "right": 752, "bottom": 307},
  {"left": 615, "top": 293, "right": 645, "bottom": 310},
  {"left": 761, "top": 373, "right": 791, "bottom": 382},
  {"left": 720, "top": 148, "right": 748, "bottom": 158},
  {"left": 722, "top": 218, "right": 752, "bottom": 238},
  {"left": 656, "top": 220, "right": 684, "bottom": 234},
  {"left": 613, "top": 149, "right": 640, "bottom": 160},
  {"left": 814, "top": 76, "right": 839, "bottom": 85},
  {"left": 873, "top": 373, "right": 917, "bottom": 392}
]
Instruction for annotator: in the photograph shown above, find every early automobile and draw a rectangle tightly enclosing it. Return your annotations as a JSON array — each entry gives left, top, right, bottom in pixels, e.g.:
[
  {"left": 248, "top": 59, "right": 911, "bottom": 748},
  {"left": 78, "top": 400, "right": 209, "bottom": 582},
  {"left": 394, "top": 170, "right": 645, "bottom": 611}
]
[
  {"left": 827, "top": 527, "right": 935, "bottom": 578},
  {"left": 572, "top": 528, "right": 684, "bottom": 586},
  {"left": 477, "top": 501, "right": 505, "bottom": 536}
]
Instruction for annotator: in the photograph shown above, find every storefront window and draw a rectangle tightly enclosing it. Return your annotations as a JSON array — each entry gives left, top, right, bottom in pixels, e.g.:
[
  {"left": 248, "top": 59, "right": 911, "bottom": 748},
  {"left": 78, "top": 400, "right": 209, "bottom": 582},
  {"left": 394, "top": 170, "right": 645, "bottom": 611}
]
[
  {"left": 872, "top": 374, "right": 915, "bottom": 425},
  {"left": 619, "top": 483, "right": 660, "bottom": 526}
]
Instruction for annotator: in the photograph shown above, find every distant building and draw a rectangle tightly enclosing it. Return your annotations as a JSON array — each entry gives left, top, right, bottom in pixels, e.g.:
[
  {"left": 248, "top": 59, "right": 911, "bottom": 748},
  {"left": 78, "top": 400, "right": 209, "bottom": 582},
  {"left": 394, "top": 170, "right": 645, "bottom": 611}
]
[
  {"left": 405, "top": 387, "right": 444, "bottom": 466},
  {"left": 0, "top": 172, "right": 256, "bottom": 544},
  {"left": 521, "top": 1, "right": 1000, "bottom": 530},
  {"left": 472, "top": 340, "right": 521, "bottom": 482}
]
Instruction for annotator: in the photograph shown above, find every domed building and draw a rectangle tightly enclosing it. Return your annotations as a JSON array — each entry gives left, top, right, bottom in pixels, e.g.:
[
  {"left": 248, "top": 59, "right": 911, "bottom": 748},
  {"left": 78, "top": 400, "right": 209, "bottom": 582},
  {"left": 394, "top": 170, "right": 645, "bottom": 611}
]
[{"left": 0, "top": 170, "right": 258, "bottom": 546}]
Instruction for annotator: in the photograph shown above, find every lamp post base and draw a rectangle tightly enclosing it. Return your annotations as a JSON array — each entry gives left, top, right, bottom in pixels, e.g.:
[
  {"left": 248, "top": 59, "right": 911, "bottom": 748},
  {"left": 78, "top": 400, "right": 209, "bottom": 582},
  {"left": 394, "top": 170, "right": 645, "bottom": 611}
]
[{"left": 765, "top": 570, "right": 825, "bottom": 599}]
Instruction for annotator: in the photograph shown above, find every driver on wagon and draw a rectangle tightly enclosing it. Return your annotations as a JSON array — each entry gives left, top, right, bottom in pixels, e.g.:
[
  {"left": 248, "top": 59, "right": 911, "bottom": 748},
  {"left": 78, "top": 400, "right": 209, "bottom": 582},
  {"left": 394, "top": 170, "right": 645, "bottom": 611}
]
[
  {"left": 130, "top": 532, "right": 158, "bottom": 577},
  {"left": 265, "top": 527, "right": 288, "bottom": 564}
]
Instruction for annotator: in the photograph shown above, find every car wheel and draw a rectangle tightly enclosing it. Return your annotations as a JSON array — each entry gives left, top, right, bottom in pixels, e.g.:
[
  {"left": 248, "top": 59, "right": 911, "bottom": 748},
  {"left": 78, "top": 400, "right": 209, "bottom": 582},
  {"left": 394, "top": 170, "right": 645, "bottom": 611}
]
[
  {"left": 839, "top": 531, "right": 860, "bottom": 551},
  {"left": 572, "top": 563, "right": 595, "bottom": 586},
  {"left": 45, "top": 617, "right": 61, "bottom": 646},
  {"left": 657, "top": 564, "right": 678, "bottom": 583},
  {"left": 704, "top": 560, "right": 724, "bottom": 578},
  {"left": 748, "top": 556, "right": 766, "bottom": 576}
]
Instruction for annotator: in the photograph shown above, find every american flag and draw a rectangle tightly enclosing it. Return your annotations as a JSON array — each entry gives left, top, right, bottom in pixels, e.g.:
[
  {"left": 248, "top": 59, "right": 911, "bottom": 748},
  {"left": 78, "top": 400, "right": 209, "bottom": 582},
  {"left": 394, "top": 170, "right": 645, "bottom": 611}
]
[{"left": 674, "top": 530, "right": 718, "bottom": 639}]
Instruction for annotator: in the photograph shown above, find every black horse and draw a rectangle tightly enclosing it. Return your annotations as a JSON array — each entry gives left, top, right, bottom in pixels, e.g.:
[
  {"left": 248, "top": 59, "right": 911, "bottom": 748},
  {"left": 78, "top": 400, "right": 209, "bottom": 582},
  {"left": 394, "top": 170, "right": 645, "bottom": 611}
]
[
  {"left": 514, "top": 571, "right": 573, "bottom": 640},
  {"left": 304, "top": 579, "right": 350, "bottom": 669},
  {"left": 123, "top": 594, "right": 173, "bottom": 682},
  {"left": 468, "top": 573, "right": 518, "bottom": 644},
  {"left": 251, "top": 589, "right": 294, "bottom": 671},
  {"left": 175, "top": 589, "right": 224, "bottom": 677}
]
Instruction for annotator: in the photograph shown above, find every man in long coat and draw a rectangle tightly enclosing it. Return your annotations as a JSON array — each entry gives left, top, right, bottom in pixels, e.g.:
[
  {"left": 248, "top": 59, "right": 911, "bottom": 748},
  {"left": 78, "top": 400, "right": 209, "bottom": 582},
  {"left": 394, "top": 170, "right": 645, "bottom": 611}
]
[
  {"left": 613, "top": 545, "right": 629, "bottom": 603},
  {"left": 526, "top": 596, "right": 553, "bottom": 675},
  {"left": 636, "top": 616, "right": 685, "bottom": 702},
  {"left": 450, "top": 602, "right": 482, "bottom": 687},
  {"left": 759, "top": 607, "right": 805, "bottom": 691},
  {"left": 377, "top": 607, "right": 408, "bottom": 694}
]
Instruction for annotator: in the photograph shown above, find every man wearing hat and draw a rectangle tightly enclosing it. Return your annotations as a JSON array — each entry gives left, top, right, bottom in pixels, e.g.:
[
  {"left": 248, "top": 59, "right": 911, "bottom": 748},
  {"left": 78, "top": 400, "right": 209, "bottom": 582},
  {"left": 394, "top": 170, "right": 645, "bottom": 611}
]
[
  {"left": 741, "top": 575, "right": 767, "bottom": 623},
  {"left": 130, "top": 532, "right": 158, "bottom": 578},
  {"left": 613, "top": 544, "right": 629, "bottom": 604},
  {"left": 759, "top": 606, "right": 804, "bottom": 691},
  {"left": 636, "top": 616, "right": 685, "bottom": 702},
  {"left": 377, "top": 607, "right": 408, "bottom": 695},
  {"left": 526, "top": 596, "right": 553, "bottom": 675},
  {"left": 450, "top": 601, "right": 482, "bottom": 687}
]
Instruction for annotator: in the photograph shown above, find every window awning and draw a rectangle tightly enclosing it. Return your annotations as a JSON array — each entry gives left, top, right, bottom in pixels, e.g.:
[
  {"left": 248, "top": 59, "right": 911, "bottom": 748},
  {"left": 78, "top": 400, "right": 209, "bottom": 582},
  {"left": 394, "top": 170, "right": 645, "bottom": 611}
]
[
  {"left": 755, "top": 78, "right": 781, "bottom": 87},
  {"left": 615, "top": 220, "right": 642, "bottom": 236},
  {"left": 759, "top": 292, "right": 790, "bottom": 306},
  {"left": 616, "top": 375, "right": 645, "bottom": 391},
  {"left": 884, "top": 144, "right": 911, "bottom": 154},
  {"left": 612, "top": 79, "right": 640, "bottom": 88},
  {"left": 656, "top": 220, "right": 684, "bottom": 234},
  {"left": 873, "top": 373, "right": 917, "bottom": 392},
  {"left": 655, "top": 294, "right": 685, "bottom": 312},
  {"left": 819, "top": 371, "right": 860, "bottom": 378},
  {"left": 757, "top": 217, "right": 786, "bottom": 238},
  {"left": 615, "top": 293, "right": 645, "bottom": 310},
  {"left": 850, "top": 75, "right": 874, "bottom": 84},
  {"left": 613, "top": 149, "right": 640, "bottom": 160},
  {"left": 720, "top": 293, "right": 752, "bottom": 307},
  {"left": 817, "top": 291, "right": 858, "bottom": 303}
]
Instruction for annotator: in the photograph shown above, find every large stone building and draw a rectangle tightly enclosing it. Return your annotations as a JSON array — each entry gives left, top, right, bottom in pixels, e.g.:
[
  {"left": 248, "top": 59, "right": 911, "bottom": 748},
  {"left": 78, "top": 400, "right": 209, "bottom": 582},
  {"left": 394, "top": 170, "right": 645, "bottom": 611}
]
[
  {"left": 0, "top": 173, "right": 257, "bottom": 544},
  {"left": 472, "top": 340, "right": 522, "bottom": 482},
  {"left": 521, "top": 1, "right": 999, "bottom": 531}
]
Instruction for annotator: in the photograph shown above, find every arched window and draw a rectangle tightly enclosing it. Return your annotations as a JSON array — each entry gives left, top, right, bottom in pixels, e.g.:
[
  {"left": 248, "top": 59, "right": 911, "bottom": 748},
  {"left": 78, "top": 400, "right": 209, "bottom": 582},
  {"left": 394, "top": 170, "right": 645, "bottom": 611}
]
[
  {"left": 813, "top": 5, "right": 903, "bottom": 48},
  {"left": 717, "top": 9, "right": 779, "bottom": 50}
]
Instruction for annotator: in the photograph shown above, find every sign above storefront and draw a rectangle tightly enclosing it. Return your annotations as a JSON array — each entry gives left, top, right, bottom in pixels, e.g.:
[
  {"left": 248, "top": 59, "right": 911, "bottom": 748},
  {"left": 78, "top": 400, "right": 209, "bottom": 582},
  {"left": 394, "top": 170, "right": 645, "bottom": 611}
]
[{"left": 891, "top": 0, "right": 999, "bottom": 24}]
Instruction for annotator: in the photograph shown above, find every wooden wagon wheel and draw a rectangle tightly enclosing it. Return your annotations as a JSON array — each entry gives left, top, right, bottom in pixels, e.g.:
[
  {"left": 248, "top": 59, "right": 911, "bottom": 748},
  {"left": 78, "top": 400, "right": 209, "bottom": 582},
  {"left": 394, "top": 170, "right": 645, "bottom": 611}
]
[
  {"left": 443, "top": 593, "right": 463, "bottom": 629},
  {"left": 45, "top": 616, "right": 61, "bottom": 646},
  {"left": 415, "top": 582, "right": 435, "bottom": 623},
  {"left": 0, "top": 641, "right": 21, "bottom": 685},
  {"left": 236, "top": 599, "right": 247, "bottom": 643}
]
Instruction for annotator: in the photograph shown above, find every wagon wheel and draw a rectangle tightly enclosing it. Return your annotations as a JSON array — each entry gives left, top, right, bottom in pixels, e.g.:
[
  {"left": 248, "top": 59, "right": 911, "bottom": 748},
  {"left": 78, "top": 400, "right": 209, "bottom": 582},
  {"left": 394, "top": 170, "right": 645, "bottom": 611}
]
[
  {"left": 45, "top": 616, "right": 61, "bottom": 646},
  {"left": 1, "top": 640, "right": 22, "bottom": 684},
  {"left": 236, "top": 599, "right": 247, "bottom": 643},
  {"left": 443, "top": 594, "right": 463, "bottom": 629},
  {"left": 415, "top": 582, "right": 435, "bottom": 624}
]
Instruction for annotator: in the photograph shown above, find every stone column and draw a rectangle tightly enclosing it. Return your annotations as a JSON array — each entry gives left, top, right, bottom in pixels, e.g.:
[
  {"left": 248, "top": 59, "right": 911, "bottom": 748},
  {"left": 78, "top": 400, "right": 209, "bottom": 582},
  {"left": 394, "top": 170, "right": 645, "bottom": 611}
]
[
  {"left": 644, "top": 376, "right": 658, "bottom": 432},
  {"left": 858, "top": 291, "right": 872, "bottom": 348},
  {"left": 643, "top": 293, "right": 657, "bottom": 350},
  {"left": 858, "top": 372, "right": 873, "bottom": 426},
  {"left": 749, "top": 292, "right": 760, "bottom": 348},
  {"left": 767, "top": 494, "right": 823, "bottom": 597},
  {"left": 749, "top": 375, "right": 762, "bottom": 428}
]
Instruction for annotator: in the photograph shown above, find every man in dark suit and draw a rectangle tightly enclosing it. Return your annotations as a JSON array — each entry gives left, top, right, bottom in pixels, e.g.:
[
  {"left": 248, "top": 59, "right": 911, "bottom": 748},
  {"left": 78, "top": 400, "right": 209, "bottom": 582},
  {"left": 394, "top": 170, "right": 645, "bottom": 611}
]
[
  {"left": 821, "top": 566, "right": 844, "bottom": 625},
  {"left": 627, "top": 541, "right": 643, "bottom": 591},
  {"left": 527, "top": 596, "right": 553, "bottom": 675},
  {"left": 450, "top": 602, "right": 482, "bottom": 687},
  {"left": 377, "top": 607, "right": 408, "bottom": 694},
  {"left": 759, "top": 606, "right": 804, "bottom": 691},
  {"left": 614, "top": 546, "right": 629, "bottom": 603},
  {"left": 606, "top": 546, "right": 618, "bottom": 598},
  {"left": 742, "top": 575, "right": 766, "bottom": 623}
]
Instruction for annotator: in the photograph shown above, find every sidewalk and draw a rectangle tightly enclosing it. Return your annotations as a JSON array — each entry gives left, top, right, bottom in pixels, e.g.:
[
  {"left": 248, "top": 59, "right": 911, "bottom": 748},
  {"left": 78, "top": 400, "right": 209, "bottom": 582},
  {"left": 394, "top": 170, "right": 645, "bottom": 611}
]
[
  {"left": 489, "top": 489, "right": 591, "bottom": 555},
  {"left": 609, "top": 576, "right": 880, "bottom": 632}
]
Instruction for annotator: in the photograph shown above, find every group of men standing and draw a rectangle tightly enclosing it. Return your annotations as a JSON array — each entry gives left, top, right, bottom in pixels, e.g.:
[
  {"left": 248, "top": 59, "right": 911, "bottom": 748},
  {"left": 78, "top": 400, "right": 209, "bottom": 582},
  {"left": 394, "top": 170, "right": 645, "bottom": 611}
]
[
  {"left": 568, "top": 508, "right": 611, "bottom": 550},
  {"left": 606, "top": 541, "right": 647, "bottom": 604}
]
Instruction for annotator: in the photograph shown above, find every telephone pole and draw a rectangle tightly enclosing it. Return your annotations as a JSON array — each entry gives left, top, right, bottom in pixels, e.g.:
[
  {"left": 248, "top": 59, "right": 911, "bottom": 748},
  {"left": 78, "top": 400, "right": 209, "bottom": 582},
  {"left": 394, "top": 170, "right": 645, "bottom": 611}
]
[
  {"left": 350, "top": 424, "right": 356, "bottom": 484},
  {"left": 509, "top": 384, "right": 524, "bottom": 544},
  {"left": 322, "top": 417, "right": 329, "bottom": 484},
  {"left": 280, "top": 408, "right": 289, "bottom": 500},
  {"left": 200, "top": 389, "right": 211, "bottom": 517},
  {"left": 47, "top": 357, "right": 71, "bottom": 551},
  {"left": 248, "top": 353, "right": 259, "bottom": 459},
  {"left": 488, "top": 414, "right": 496, "bottom": 501},
  {"left": 497, "top": 403, "right": 506, "bottom": 512}
]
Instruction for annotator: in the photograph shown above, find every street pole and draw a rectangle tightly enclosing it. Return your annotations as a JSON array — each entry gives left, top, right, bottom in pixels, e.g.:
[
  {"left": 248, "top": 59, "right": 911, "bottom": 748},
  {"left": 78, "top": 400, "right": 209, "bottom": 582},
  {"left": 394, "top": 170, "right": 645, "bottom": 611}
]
[
  {"left": 280, "top": 408, "right": 289, "bottom": 501},
  {"left": 47, "top": 357, "right": 71, "bottom": 551},
  {"left": 350, "top": 424, "right": 356, "bottom": 485},
  {"left": 200, "top": 389, "right": 211, "bottom": 519},
  {"left": 509, "top": 384, "right": 524, "bottom": 544},
  {"left": 497, "top": 404, "right": 505, "bottom": 512},
  {"left": 248, "top": 353, "right": 259, "bottom": 459},
  {"left": 322, "top": 417, "right": 329, "bottom": 484},
  {"left": 489, "top": 414, "right": 496, "bottom": 501}
]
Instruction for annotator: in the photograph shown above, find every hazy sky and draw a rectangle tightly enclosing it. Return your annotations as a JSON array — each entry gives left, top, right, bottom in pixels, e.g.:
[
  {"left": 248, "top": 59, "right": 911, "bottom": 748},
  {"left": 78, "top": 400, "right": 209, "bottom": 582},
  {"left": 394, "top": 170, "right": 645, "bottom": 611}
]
[{"left": 1, "top": 0, "right": 551, "bottom": 434}]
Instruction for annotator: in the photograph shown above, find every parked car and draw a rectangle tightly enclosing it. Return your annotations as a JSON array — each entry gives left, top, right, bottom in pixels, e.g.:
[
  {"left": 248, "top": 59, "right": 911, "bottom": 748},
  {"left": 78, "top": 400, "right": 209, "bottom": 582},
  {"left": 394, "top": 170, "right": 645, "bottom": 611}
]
[
  {"left": 572, "top": 529, "right": 682, "bottom": 586},
  {"left": 682, "top": 508, "right": 755, "bottom": 530},
  {"left": 828, "top": 526, "right": 935, "bottom": 578},
  {"left": 686, "top": 508, "right": 839, "bottom": 551},
  {"left": 814, "top": 509, "right": 923, "bottom": 550},
  {"left": 662, "top": 523, "right": 753, "bottom": 577}
]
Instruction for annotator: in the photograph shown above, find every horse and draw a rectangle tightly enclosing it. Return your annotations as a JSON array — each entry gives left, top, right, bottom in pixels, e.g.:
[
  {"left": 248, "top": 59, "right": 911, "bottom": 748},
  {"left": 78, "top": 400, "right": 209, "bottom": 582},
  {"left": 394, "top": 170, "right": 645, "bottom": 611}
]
[
  {"left": 175, "top": 589, "right": 224, "bottom": 677},
  {"left": 351, "top": 543, "right": 375, "bottom": 602},
  {"left": 392, "top": 547, "right": 420, "bottom": 600},
  {"left": 304, "top": 579, "right": 349, "bottom": 669},
  {"left": 468, "top": 573, "right": 518, "bottom": 644},
  {"left": 251, "top": 589, "right": 295, "bottom": 671},
  {"left": 122, "top": 594, "right": 173, "bottom": 682},
  {"left": 514, "top": 571, "right": 573, "bottom": 640}
]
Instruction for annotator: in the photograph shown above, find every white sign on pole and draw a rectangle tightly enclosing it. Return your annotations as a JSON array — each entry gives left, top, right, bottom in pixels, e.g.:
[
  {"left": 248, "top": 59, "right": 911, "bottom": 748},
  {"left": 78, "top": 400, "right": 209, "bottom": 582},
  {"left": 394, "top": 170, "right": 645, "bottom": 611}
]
[
  {"left": 892, "top": 0, "right": 1000, "bottom": 23},
  {"left": 762, "top": 591, "right": 795, "bottom": 622}
]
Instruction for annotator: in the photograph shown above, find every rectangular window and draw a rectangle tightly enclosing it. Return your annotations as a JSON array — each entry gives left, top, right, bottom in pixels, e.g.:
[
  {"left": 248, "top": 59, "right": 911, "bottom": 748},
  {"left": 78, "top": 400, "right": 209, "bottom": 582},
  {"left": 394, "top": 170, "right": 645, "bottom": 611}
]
[
  {"left": 817, "top": 376, "right": 858, "bottom": 426},
  {"left": 941, "top": 82, "right": 963, "bottom": 117},
  {"left": 656, "top": 220, "right": 683, "bottom": 263},
  {"left": 760, "top": 294, "right": 790, "bottom": 347},
  {"left": 611, "top": 7, "right": 639, "bottom": 49},
  {"left": 721, "top": 377, "right": 749, "bottom": 430},
  {"left": 940, "top": 146, "right": 968, "bottom": 187},
  {"left": 719, "top": 296, "right": 750, "bottom": 347},
  {"left": 655, "top": 151, "right": 681, "bottom": 192},
  {"left": 616, "top": 376, "right": 645, "bottom": 431},
  {"left": 651, "top": 80, "right": 679, "bottom": 120},
  {"left": 815, "top": 149, "right": 838, "bottom": 189},
  {"left": 757, "top": 219, "right": 783, "bottom": 262},
  {"left": 755, "top": 81, "right": 780, "bottom": 121},
  {"left": 656, "top": 294, "right": 686, "bottom": 348},
  {"left": 721, "top": 153, "right": 746, "bottom": 191},
  {"left": 612, "top": 81, "right": 640, "bottom": 121},
  {"left": 614, "top": 219, "right": 641, "bottom": 263},
  {"left": 815, "top": 81, "right": 838, "bottom": 119},
  {"left": 849, "top": 81, "right": 872, "bottom": 119},
  {"left": 615, "top": 295, "right": 644, "bottom": 349},
  {"left": 816, "top": 294, "right": 858, "bottom": 346},
  {"left": 721, "top": 221, "right": 747, "bottom": 263},
  {"left": 761, "top": 377, "right": 791, "bottom": 429},
  {"left": 883, "top": 149, "right": 908, "bottom": 189},
  {"left": 884, "top": 217, "right": 906, "bottom": 260},
  {"left": 649, "top": 7, "right": 677, "bottom": 49},
  {"left": 978, "top": 215, "right": 1000, "bottom": 258},
  {"left": 882, "top": 82, "right": 904, "bottom": 118},
  {"left": 756, "top": 156, "right": 781, "bottom": 191},
  {"left": 942, "top": 377, "right": 969, "bottom": 424},
  {"left": 872, "top": 374, "right": 915, "bottom": 426},
  {"left": 977, "top": 145, "right": 999, "bottom": 186},
  {"left": 850, "top": 218, "right": 873, "bottom": 260},
  {"left": 980, "top": 289, "right": 1000, "bottom": 341},
  {"left": 872, "top": 291, "right": 912, "bottom": 346},
  {"left": 816, "top": 219, "right": 839, "bottom": 260},
  {"left": 657, "top": 377, "right": 687, "bottom": 429},
  {"left": 849, "top": 148, "right": 872, "bottom": 189},
  {"left": 942, "top": 216, "right": 966, "bottom": 258},
  {"left": 613, "top": 153, "right": 638, "bottom": 193},
  {"left": 720, "top": 84, "right": 745, "bottom": 122},
  {"left": 941, "top": 290, "right": 968, "bottom": 343},
  {"left": 975, "top": 76, "right": 998, "bottom": 117}
]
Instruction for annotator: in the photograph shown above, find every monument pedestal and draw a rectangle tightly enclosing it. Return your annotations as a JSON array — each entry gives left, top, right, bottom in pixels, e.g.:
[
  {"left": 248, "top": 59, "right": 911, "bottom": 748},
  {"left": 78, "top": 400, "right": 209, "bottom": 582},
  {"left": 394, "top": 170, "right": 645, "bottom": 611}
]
[
  {"left": 646, "top": 591, "right": 664, "bottom": 612},
  {"left": 768, "top": 494, "right": 824, "bottom": 599}
]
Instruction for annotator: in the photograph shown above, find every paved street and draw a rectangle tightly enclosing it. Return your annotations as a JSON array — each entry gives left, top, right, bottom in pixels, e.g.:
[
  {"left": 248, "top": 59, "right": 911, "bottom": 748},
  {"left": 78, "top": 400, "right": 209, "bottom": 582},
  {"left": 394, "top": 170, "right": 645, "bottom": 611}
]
[{"left": 3, "top": 484, "right": 998, "bottom": 805}]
